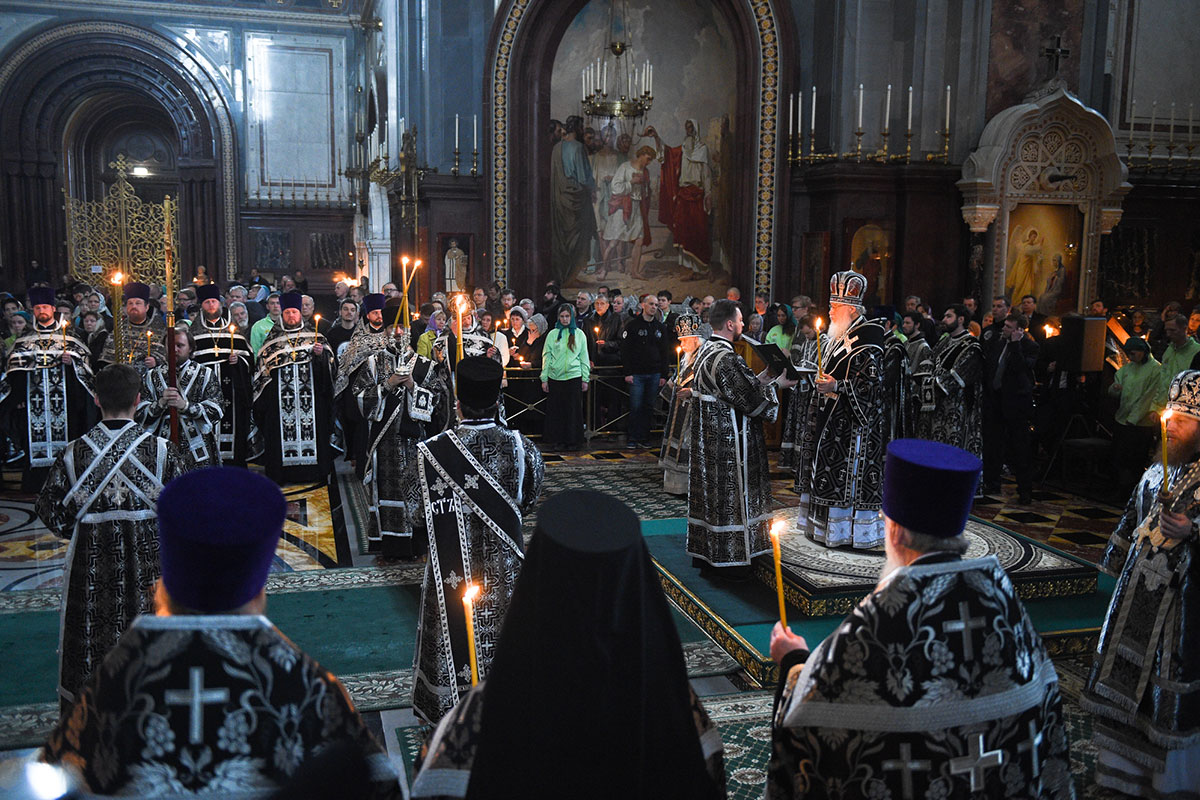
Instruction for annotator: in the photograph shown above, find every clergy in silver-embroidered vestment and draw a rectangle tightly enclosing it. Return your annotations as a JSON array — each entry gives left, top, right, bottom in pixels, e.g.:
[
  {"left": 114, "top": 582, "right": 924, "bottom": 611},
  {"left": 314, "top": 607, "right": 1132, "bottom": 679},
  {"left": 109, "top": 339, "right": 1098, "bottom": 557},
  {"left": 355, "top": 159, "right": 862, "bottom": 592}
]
[
  {"left": 40, "top": 467, "right": 402, "bottom": 798},
  {"left": 412, "top": 356, "right": 544, "bottom": 724},
  {"left": 768, "top": 440, "right": 1073, "bottom": 800},
  {"left": 779, "top": 320, "right": 824, "bottom": 470},
  {"left": 35, "top": 364, "right": 188, "bottom": 708},
  {"left": 352, "top": 319, "right": 451, "bottom": 558},
  {"left": 686, "top": 300, "right": 782, "bottom": 569},
  {"left": 795, "top": 270, "right": 887, "bottom": 549},
  {"left": 916, "top": 304, "right": 983, "bottom": 462},
  {"left": 251, "top": 292, "right": 337, "bottom": 484},
  {"left": 659, "top": 312, "right": 703, "bottom": 495},
  {"left": 97, "top": 281, "right": 169, "bottom": 375},
  {"left": 0, "top": 286, "right": 97, "bottom": 492},
  {"left": 1082, "top": 370, "right": 1200, "bottom": 800},
  {"left": 188, "top": 283, "right": 258, "bottom": 466},
  {"left": 334, "top": 293, "right": 394, "bottom": 478},
  {"left": 136, "top": 326, "right": 225, "bottom": 468}
]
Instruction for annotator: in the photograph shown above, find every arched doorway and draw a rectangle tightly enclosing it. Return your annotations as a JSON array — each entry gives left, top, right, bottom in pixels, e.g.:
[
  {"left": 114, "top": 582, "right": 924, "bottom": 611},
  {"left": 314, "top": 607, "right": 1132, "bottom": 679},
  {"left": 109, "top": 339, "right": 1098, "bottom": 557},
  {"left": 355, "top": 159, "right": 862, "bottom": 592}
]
[
  {"left": 0, "top": 22, "right": 238, "bottom": 289},
  {"left": 484, "top": 0, "right": 794, "bottom": 297}
]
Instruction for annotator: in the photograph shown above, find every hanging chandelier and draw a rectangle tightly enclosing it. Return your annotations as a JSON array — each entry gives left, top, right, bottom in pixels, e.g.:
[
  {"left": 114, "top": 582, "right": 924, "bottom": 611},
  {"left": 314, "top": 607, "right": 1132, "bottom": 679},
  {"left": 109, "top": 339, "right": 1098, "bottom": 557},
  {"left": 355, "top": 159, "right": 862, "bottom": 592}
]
[{"left": 580, "top": 0, "right": 653, "bottom": 123}]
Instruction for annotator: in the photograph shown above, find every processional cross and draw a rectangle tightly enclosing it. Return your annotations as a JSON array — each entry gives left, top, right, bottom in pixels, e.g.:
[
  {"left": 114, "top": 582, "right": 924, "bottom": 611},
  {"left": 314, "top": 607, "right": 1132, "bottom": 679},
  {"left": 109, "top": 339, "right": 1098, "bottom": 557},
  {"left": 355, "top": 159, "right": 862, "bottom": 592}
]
[
  {"left": 1042, "top": 35, "right": 1071, "bottom": 77},
  {"left": 165, "top": 666, "right": 231, "bottom": 745}
]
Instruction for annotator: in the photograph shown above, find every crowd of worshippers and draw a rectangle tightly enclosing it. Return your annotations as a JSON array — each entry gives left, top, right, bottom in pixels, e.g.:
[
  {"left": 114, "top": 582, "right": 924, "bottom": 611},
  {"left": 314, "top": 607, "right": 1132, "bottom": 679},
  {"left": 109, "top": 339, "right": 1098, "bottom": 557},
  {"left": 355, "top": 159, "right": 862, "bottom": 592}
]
[{"left": 1, "top": 265, "right": 1196, "bottom": 799}]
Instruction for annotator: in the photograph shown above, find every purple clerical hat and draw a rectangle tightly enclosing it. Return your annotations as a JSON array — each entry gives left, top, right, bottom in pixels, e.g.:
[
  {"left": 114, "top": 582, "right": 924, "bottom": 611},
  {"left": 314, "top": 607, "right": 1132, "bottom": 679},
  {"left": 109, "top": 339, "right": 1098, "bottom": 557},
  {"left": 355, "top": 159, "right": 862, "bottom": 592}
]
[{"left": 882, "top": 439, "right": 981, "bottom": 539}]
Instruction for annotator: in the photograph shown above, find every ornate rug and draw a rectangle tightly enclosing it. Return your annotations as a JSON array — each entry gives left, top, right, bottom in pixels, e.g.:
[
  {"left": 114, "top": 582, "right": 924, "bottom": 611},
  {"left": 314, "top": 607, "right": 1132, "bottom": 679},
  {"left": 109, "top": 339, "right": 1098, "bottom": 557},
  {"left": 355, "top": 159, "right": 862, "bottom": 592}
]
[{"left": 757, "top": 514, "right": 1099, "bottom": 617}]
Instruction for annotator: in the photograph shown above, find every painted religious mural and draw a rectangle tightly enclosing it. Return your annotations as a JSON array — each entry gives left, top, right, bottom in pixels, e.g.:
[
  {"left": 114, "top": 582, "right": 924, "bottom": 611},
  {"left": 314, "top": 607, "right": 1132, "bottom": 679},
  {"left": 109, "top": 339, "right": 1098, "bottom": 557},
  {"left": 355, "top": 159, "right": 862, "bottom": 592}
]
[{"left": 548, "top": 0, "right": 737, "bottom": 300}]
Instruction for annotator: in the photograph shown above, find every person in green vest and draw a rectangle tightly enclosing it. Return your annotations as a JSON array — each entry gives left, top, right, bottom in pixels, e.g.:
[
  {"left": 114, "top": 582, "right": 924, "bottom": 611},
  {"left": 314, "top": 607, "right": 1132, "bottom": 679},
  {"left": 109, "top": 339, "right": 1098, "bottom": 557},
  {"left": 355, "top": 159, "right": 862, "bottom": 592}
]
[
  {"left": 250, "top": 292, "right": 282, "bottom": 355},
  {"left": 1158, "top": 313, "right": 1200, "bottom": 407},
  {"left": 1109, "top": 336, "right": 1162, "bottom": 496}
]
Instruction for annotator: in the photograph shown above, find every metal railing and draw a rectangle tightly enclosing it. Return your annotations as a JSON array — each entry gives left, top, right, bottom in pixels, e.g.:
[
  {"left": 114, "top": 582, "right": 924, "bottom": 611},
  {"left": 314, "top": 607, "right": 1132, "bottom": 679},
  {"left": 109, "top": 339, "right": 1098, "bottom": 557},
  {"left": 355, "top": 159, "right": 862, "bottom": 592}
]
[{"left": 502, "top": 364, "right": 668, "bottom": 443}]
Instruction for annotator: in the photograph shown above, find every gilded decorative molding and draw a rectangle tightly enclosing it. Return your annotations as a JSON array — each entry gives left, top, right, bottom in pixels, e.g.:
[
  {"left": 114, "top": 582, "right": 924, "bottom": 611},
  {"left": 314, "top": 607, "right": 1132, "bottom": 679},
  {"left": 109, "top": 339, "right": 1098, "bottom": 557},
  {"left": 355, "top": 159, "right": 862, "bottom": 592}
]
[
  {"left": 487, "top": 0, "right": 783, "bottom": 294},
  {"left": 960, "top": 203, "right": 1000, "bottom": 232},
  {"left": 0, "top": 21, "right": 240, "bottom": 277}
]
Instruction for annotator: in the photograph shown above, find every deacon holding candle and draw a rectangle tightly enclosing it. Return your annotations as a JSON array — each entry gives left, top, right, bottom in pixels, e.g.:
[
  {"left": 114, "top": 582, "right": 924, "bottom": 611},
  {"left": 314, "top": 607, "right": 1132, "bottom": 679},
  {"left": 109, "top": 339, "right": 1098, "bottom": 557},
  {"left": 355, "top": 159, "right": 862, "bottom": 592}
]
[
  {"left": 1083, "top": 369, "right": 1200, "bottom": 798},
  {"left": 794, "top": 270, "right": 887, "bottom": 549},
  {"left": 412, "top": 355, "right": 545, "bottom": 724},
  {"left": 687, "top": 300, "right": 791, "bottom": 577}
]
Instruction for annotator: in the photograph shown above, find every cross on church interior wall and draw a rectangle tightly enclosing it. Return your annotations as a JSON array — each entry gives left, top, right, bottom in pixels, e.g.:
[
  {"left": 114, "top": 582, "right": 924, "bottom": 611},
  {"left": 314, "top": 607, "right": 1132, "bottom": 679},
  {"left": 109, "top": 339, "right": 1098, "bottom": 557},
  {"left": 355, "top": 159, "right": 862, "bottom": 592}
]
[{"left": 1042, "top": 35, "right": 1071, "bottom": 77}]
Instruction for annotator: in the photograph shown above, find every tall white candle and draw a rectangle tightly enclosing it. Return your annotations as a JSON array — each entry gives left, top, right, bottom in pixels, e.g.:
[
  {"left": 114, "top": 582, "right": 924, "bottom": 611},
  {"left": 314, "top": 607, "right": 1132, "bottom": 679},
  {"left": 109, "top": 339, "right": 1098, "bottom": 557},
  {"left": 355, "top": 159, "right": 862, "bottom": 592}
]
[
  {"left": 650, "top": 64, "right": 653, "bottom": 95},
  {"left": 857, "top": 83, "right": 864, "bottom": 129},
  {"left": 627, "top": 68, "right": 632, "bottom": 99},
  {"left": 945, "top": 85, "right": 951, "bottom": 130},
  {"left": 581, "top": 69, "right": 586, "bottom": 99},
  {"left": 811, "top": 86, "right": 817, "bottom": 134},
  {"left": 798, "top": 90, "right": 803, "bottom": 144},
  {"left": 455, "top": 114, "right": 460, "bottom": 150},
  {"left": 789, "top": 92, "right": 795, "bottom": 138},
  {"left": 473, "top": 115, "right": 478, "bottom": 150},
  {"left": 602, "top": 62, "right": 607, "bottom": 94},
  {"left": 884, "top": 84, "right": 892, "bottom": 132},
  {"left": 1169, "top": 101, "right": 1176, "bottom": 143},
  {"left": 907, "top": 85, "right": 913, "bottom": 130}
]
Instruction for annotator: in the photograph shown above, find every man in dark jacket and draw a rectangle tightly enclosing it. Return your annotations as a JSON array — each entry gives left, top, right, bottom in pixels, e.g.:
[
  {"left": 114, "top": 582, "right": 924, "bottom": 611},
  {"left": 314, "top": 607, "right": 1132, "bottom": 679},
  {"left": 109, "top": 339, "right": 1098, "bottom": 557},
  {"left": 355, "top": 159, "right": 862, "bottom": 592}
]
[
  {"left": 982, "top": 311, "right": 1039, "bottom": 503},
  {"left": 619, "top": 294, "right": 669, "bottom": 449}
]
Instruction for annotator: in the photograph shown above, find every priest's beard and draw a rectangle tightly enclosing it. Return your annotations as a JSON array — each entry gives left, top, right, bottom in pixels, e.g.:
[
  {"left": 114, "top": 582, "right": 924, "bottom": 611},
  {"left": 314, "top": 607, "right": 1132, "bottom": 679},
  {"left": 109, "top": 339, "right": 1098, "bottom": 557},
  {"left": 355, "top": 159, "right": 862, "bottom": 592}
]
[
  {"left": 1166, "top": 420, "right": 1200, "bottom": 466},
  {"left": 827, "top": 310, "right": 858, "bottom": 342}
]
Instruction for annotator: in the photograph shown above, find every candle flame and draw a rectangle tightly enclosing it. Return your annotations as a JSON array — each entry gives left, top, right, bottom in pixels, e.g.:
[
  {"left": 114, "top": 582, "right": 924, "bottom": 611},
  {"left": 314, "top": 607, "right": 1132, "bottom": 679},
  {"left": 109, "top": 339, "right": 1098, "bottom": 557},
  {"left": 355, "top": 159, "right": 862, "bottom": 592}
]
[
  {"left": 229, "top": 324, "right": 236, "bottom": 333},
  {"left": 676, "top": 345, "right": 682, "bottom": 354},
  {"left": 111, "top": 272, "right": 124, "bottom": 284},
  {"left": 1163, "top": 409, "right": 1174, "bottom": 423},
  {"left": 814, "top": 317, "right": 823, "bottom": 331},
  {"left": 60, "top": 318, "right": 68, "bottom": 329},
  {"left": 401, "top": 256, "right": 410, "bottom": 268},
  {"left": 462, "top": 584, "right": 481, "bottom": 604},
  {"left": 770, "top": 520, "right": 786, "bottom": 540},
  {"left": 413, "top": 260, "right": 422, "bottom": 269}
]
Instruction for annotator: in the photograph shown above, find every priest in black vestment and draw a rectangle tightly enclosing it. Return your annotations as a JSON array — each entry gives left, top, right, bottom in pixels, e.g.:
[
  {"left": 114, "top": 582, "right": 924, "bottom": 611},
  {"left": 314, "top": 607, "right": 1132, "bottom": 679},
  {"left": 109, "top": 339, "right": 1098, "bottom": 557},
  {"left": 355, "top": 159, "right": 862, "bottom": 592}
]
[
  {"left": 35, "top": 364, "right": 188, "bottom": 708},
  {"left": 98, "top": 281, "right": 169, "bottom": 375},
  {"left": 412, "top": 356, "right": 544, "bottom": 724},
  {"left": 189, "top": 283, "right": 259, "bottom": 466},
  {"left": 40, "top": 467, "right": 402, "bottom": 798},
  {"left": 0, "top": 287, "right": 97, "bottom": 491},
  {"left": 251, "top": 292, "right": 336, "bottom": 485},
  {"left": 768, "top": 439, "right": 1073, "bottom": 799}
]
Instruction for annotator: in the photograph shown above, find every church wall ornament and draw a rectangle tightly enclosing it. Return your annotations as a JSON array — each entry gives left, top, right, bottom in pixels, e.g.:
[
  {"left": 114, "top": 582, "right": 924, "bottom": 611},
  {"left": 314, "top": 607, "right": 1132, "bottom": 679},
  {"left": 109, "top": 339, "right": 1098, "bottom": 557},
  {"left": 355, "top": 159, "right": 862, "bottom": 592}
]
[
  {"left": 486, "top": 0, "right": 787, "bottom": 297},
  {"left": 958, "top": 82, "right": 1131, "bottom": 311}
]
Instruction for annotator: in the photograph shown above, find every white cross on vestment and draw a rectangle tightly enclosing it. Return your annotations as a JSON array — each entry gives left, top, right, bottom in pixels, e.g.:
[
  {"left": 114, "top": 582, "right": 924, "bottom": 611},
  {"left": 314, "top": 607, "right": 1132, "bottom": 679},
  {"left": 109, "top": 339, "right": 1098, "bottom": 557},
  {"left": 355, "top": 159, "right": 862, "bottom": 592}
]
[
  {"left": 444, "top": 570, "right": 463, "bottom": 589},
  {"left": 942, "top": 601, "right": 987, "bottom": 660},
  {"left": 464, "top": 475, "right": 479, "bottom": 490},
  {"left": 882, "top": 742, "right": 931, "bottom": 800},
  {"left": 165, "top": 666, "right": 231, "bottom": 745},
  {"left": 1017, "top": 719, "right": 1044, "bottom": 777},
  {"left": 949, "top": 733, "right": 1006, "bottom": 791}
]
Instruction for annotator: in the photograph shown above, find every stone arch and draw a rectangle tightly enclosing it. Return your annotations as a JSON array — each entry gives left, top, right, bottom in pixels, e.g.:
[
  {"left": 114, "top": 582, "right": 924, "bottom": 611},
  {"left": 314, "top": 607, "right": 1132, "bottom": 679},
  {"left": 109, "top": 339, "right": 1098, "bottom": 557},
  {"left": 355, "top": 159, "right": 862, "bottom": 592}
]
[
  {"left": 0, "top": 21, "right": 239, "bottom": 285},
  {"left": 484, "top": 0, "right": 792, "bottom": 296}
]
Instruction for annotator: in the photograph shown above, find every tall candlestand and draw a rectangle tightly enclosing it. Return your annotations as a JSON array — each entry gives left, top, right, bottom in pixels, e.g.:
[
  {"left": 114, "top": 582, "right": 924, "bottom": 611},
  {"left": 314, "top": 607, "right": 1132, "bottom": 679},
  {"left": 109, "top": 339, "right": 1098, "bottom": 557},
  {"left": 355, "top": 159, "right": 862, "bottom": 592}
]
[
  {"left": 1144, "top": 138, "right": 1156, "bottom": 170},
  {"left": 804, "top": 131, "right": 835, "bottom": 163},
  {"left": 1166, "top": 140, "right": 1177, "bottom": 172},
  {"left": 889, "top": 129, "right": 913, "bottom": 163},
  {"left": 925, "top": 130, "right": 951, "bottom": 163},
  {"left": 868, "top": 130, "right": 890, "bottom": 162},
  {"left": 842, "top": 128, "right": 865, "bottom": 162},
  {"left": 451, "top": 146, "right": 461, "bottom": 177}
]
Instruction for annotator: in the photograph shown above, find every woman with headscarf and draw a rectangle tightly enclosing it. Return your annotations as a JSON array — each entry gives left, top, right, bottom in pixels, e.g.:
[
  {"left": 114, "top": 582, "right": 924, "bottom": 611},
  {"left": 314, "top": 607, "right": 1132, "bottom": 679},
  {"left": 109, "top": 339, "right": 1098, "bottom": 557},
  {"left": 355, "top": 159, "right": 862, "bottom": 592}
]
[
  {"left": 539, "top": 303, "right": 590, "bottom": 450},
  {"left": 410, "top": 490, "right": 726, "bottom": 799}
]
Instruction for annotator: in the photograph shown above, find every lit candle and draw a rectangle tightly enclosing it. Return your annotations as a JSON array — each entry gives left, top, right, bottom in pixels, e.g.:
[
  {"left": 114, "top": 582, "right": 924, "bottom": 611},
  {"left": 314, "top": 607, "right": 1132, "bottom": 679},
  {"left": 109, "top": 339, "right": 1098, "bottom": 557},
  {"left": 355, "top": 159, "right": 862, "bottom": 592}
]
[
  {"left": 814, "top": 317, "right": 824, "bottom": 378},
  {"left": 907, "top": 85, "right": 913, "bottom": 131},
  {"left": 228, "top": 323, "right": 236, "bottom": 351},
  {"left": 770, "top": 520, "right": 788, "bottom": 629},
  {"left": 883, "top": 84, "right": 892, "bottom": 133},
  {"left": 60, "top": 318, "right": 68, "bottom": 350},
  {"left": 456, "top": 297, "right": 465, "bottom": 365},
  {"left": 857, "top": 83, "right": 864, "bottom": 129},
  {"left": 400, "top": 256, "right": 410, "bottom": 325},
  {"left": 1043, "top": 324, "right": 1054, "bottom": 339},
  {"left": 1161, "top": 409, "right": 1173, "bottom": 492},
  {"left": 313, "top": 313, "right": 321, "bottom": 334},
  {"left": 675, "top": 345, "right": 682, "bottom": 377},
  {"left": 462, "top": 584, "right": 480, "bottom": 686}
]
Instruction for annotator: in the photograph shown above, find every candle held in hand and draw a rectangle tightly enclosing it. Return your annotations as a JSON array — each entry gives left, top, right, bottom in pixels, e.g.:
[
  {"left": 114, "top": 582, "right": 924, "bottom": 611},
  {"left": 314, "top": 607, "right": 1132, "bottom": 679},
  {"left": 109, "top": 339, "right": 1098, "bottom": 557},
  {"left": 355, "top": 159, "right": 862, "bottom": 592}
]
[
  {"left": 770, "top": 520, "right": 788, "bottom": 628},
  {"left": 1161, "top": 409, "right": 1173, "bottom": 493},
  {"left": 462, "top": 584, "right": 481, "bottom": 686},
  {"left": 228, "top": 324, "right": 236, "bottom": 351},
  {"left": 814, "top": 317, "right": 824, "bottom": 378}
]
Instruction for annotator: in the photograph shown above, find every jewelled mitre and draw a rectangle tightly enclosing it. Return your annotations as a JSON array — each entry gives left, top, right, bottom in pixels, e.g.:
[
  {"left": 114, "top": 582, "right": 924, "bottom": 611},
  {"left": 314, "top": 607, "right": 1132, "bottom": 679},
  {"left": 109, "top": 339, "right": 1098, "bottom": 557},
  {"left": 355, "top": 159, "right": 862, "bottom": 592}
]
[
  {"left": 1167, "top": 369, "right": 1200, "bottom": 419},
  {"left": 829, "top": 269, "right": 868, "bottom": 309},
  {"left": 675, "top": 312, "right": 702, "bottom": 338}
]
